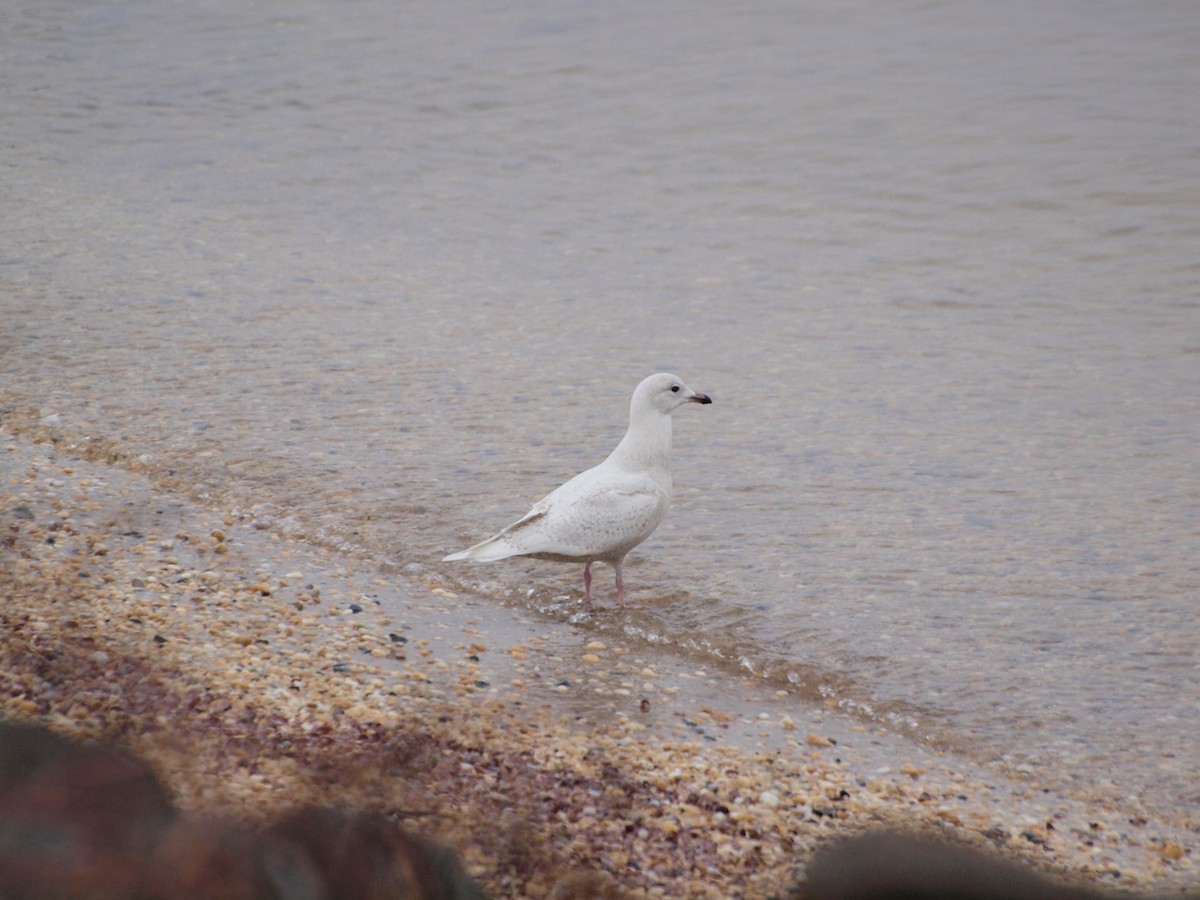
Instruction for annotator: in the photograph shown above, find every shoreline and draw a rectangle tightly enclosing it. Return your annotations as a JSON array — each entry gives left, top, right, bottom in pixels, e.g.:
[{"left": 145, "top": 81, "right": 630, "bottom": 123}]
[{"left": 2, "top": 425, "right": 1195, "bottom": 895}]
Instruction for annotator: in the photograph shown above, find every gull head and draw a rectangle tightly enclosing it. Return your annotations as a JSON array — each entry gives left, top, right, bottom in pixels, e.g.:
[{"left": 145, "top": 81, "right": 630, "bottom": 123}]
[{"left": 632, "top": 373, "right": 713, "bottom": 417}]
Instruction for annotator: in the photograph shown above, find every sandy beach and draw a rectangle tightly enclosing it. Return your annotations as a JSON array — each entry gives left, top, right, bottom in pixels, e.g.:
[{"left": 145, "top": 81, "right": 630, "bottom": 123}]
[
  {"left": 2, "top": 422, "right": 1195, "bottom": 897},
  {"left": 5, "top": 0, "right": 1199, "bottom": 894}
]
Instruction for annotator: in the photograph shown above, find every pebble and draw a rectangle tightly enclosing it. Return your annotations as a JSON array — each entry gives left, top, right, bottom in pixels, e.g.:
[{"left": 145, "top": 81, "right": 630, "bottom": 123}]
[{"left": 1, "top": 430, "right": 1193, "bottom": 899}]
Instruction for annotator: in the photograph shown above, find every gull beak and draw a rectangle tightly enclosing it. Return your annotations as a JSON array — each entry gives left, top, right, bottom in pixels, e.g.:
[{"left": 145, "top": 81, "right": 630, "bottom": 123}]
[{"left": 689, "top": 392, "right": 713, "bottom": 405}]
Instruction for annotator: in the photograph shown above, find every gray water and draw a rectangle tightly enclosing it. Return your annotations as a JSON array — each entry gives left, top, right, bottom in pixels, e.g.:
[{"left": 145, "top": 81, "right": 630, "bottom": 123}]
[{"left": 3, "top": 0, "right": 1198, "bottom": 821}]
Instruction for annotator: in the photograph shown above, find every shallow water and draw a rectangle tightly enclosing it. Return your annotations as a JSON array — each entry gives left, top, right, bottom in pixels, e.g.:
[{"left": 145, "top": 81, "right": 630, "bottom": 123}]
[{"left": 3, "top": 0, "right": 1198, "bottom": 818}]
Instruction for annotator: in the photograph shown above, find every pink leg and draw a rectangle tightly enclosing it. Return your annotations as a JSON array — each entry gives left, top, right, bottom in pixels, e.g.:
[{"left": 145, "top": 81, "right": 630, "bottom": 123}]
[
  {"left": 583, "top": 562, "right": 593, "bottom": 605},
  {"left": 614, "top": 562, "right": 626, "bottom": 609}
]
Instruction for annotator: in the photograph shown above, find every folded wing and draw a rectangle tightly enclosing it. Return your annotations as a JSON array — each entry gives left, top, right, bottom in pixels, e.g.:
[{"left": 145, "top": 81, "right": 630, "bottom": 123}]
[{"left": 443, "top": 465, "right": 667, "bottom": 563}]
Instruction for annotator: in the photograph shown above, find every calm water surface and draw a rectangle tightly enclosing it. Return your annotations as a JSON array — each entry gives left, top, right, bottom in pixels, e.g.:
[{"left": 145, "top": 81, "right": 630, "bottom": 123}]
[{"left": 3, "top": 0, "right": 1198, "bottom": 818}]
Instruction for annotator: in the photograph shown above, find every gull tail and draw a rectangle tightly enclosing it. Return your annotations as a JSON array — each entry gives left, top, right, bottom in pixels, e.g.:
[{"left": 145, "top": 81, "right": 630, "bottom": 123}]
[
  {"left": 444, "top": 505, "right": 545, "bottom": 563},
  {"left": 442, "top": 534, "right": 521, "bottom": 563}
]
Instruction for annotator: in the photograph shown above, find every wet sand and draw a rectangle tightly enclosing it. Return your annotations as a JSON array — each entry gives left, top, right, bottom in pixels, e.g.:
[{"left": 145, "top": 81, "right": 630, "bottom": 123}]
[{"left": 2, "top": 424, "right": 1195, "bottom": 896}]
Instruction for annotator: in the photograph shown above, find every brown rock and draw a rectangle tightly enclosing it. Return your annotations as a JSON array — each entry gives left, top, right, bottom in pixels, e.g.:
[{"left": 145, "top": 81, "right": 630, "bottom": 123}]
[
  {"left": 0, "top": 720, "right": 177, "bottom": 897},
  {"left": 803, "top": 831, "right": 1109, "bottom": 900},
  {"left": 268, "top": 806, "right": 484, "bottom": 900},
  {"left": 143, "top": 819, "right": 322, "bottom": 900}
]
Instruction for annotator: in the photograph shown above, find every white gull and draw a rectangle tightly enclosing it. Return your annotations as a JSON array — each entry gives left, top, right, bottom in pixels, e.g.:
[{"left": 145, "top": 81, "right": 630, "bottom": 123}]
[{"left": 442, "top": 373, "right": 712, "bottom": 607}]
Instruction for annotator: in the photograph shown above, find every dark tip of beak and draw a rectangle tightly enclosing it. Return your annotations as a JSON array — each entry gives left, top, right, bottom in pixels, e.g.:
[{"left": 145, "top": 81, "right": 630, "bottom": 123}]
[{"left": 692, "top": 393, "right": 713, "bottom": 405}]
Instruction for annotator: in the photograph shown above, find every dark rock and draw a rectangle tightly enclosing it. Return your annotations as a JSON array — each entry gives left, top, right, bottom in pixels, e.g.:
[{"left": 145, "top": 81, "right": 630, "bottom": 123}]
[
  {"left": 0, "top": 724, "right": 485, "bottom": 899},
  {"left": 268, "top": 807, "right": 484, "bottom": 900},
  {"left": 802, "top": 831, "right": 1106, "bottom": 900},
  {"left": 0, "top": 719, "right": 177, "bottom": 897},
  {"left": 143, "top": 819, "right": 322, "bottom": 900}
]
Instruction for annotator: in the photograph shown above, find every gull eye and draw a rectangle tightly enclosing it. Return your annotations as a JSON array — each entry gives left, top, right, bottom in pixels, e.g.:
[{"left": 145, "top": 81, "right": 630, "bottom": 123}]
[{"left": 670, "top": 385, "right": 680, "bottom": 393}]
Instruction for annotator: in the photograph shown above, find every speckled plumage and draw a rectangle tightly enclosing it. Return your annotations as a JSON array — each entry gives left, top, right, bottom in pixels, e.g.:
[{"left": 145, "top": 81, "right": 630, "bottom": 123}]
[{"left": 442, "top": 373, "right": 712, "bottom": 607}]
